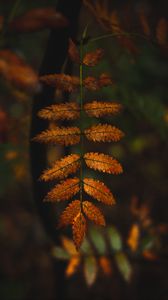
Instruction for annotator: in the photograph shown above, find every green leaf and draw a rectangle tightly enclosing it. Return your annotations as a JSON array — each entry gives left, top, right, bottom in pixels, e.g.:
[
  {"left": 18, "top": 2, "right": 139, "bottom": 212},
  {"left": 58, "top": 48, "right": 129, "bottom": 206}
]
[
  {"left": 115, "top": 252, "right": 132, "bottom": 281},
  {"left": 107, "top": 226, "right": 122, "bottom": 252},
  {"left": 89, "top": 227, "right": 106, "bottom": 255},
  {"left": 84, "top": 255, "right": 97, "bottom": 286},
  {"left": 51, "top": 246, "right": 70, "bottom": 260}
]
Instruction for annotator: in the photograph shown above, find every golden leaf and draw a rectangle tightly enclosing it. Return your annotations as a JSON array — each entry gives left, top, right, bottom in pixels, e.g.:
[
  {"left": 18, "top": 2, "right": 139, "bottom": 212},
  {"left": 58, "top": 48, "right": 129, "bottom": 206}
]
[
  {"left": 84, "top": 152, "right": 123, "bottom": 174},
  {"left": 156, "top": 18, "right": 167, "bottom": 45},
  {"left": 38, "top": 102, "right": 80, "bottom": 121},
  {"left": 68, "top": 39, "right": 80, "bottom": 63},
  {"left": 45, "top": 177, "right": 80, "bottom": 202},
  {"left": 83, "top": 178, "right": 115, "bottom": 205},
  {"left": 72, "top": 212, "right": 86, "bottom": 250},
  {"left": 84, "top": 101, "right": 122, "bottom": 117},
  {"left": 61, "top": 236, "right": 78, "bottom": 256},
  {"left": 40, "top": 74, "right": 80, "bottom": 92},
  {"left": 82, "top": 201, "right": 105, "bottom": 225},
  {"left": 58, "top": 200, "right": 81, "bottom": 227},
  {"left": 99, "top": 256, "right": 112, "bottom": 276},
  {"left": 65, "top": 256, "right": 80, "bottom": 277},
  {"left": 83, "top": 48, "right": 104, "bottom": 66},
  {"left": 10, "top": 8, "right": 68, "bottom": 32},
  {"left": 34, "top": 126, "right": 80, "bottom": 146},
  {"left": 83, "top": 76, "right": 99, "bottom": 91},
  {"left": 85, "top": 124, "right": 124, "bottom": 142},
  {"left": 40, "top": 154, "right": 80, "bottom": 181},
  {"left": 127, "top": 224, "right": 140, "bottom": 252}
]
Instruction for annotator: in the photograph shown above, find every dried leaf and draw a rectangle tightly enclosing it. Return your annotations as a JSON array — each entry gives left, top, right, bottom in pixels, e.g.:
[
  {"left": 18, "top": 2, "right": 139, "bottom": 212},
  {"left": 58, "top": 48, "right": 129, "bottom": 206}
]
[
  {"left": 58, "top": 200, "right": 81, "bottom": 227},
  {"left": 83, "top": 76, "right": 99, "bottom": 91},
  {"left": 84, "top": 152, "right": 123, "bottom": 174},
  {"left": 34, "top": 126, "right": 80, "bottom": 146},
  {"left": 156, "top": 18, "right": 167, "bottom": 45},
  {"left": 40, "top": 74, "right": 80, "bottom": 92},
  {"left": 40, "top": 154, "right": 80, "bottom": 181},
  {"left": 10, "top": 8, "right": 68, "bottom": 32},
  {"left": 38, "top": 102, "right": 80, "bottom": 121},
  {"left": 0, "top": 50, "right": 39, "bottom": 92},
  {"left": 45, "top": 178, "right": 80, "bottom": 202},
  {"left": 68, "top": 39, "right": 80, "bottom": 63},
  {"left": 72, "top": 212, "right": 86, "bottom": 250},
  {"left": 66, "top": 256, "right": 80, "bottom": 277},
  {"left": 83, "top": 255, "right": 97, "bottom": 286},
  {"left": 84, "top": 101, "right": 122, "bottom": 117},
  {"left": 127, "top": 224, "right": 140, "bottom": 252},
  {"left": 99, "top": 256, "right": 112, "bottom": 276},
  {"left": 83, "top": 48, "right": 104, "bottom": 66},
  {"left": 85, "top": 124, "right": 124, "bottom": 142},
  {"left": 83, "top": 178, "right": 115, "bottom": 205},
  {"left": 83, "top": 201, "right": 105, "bottom": 225}
]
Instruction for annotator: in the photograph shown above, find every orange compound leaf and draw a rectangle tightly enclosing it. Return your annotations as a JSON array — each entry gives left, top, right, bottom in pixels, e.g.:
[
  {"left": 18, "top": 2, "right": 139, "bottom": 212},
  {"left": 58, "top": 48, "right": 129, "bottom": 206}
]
[
  {"left": 33, "top": 126, "right": 80, "bottom": 146},
  {"left": 98, "top": 73, "right": 114, "bottom": 88},
  {"left": 84, "top": 101, "right": 122, "bottom": 118},
  {"left": 58, "top": 200, "right": 81, "bottom": 227},
  {"left": 83, "top": 48, "right": 104, "bottom": 66},
  {"left": 0, "top": 50, "right": 39, "bottom": 92},
  {"left": 85, "top": 124, "right": 124, "bottom": 142},
  {"left": 83, "top": 178, "right": 115, "bottom": 205},
  {"left": 40, "top": 154, "right": 81, "bottom": 181},
  {"left": 156, "top": 18, "right": 167, "bottom": 46},
  {"left": 9, "top": 7, "right": 68, "bottom": 32},
  {"left": 82, "top": 201, "right": 105, "bottom": 226},
  {"left": 99, "top": 256, "right": 112, "bottom": 276},
  {"left": 83, "top": 76, "right": 99, "bottom": 91},
  {"left": 84, "top": 152, "right": 123, "bottom": 174},
  {"left": 72, "top": 212, "right": 87, "bottom": 250},
  {"left": 65, "top": 256, "right": 81, "bottom": 277},
  {"left": 40, "top": 74, "right": 80, "bottom": 92},
  {"left": 68, "top": 39, "right": 80, "bottom": 64},
  {"left": 38, "top": 102, "right": 80, "bottom": 121},
  {"left": 45, "top": 177, "right": 80, "bottom": 202}
]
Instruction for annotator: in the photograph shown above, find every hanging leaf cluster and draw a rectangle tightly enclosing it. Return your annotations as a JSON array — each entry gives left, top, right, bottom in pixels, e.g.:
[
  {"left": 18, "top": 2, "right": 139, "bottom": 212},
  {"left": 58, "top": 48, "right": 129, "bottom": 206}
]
[{"left": 35, "top": 38, "right": 124, "bottom": 250}]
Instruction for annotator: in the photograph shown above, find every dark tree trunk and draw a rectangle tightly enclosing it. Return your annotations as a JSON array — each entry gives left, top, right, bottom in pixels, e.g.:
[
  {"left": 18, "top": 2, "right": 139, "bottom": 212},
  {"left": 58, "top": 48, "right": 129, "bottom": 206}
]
[{"left": 30, "top": 1, "right": 82, "bottom": 299}]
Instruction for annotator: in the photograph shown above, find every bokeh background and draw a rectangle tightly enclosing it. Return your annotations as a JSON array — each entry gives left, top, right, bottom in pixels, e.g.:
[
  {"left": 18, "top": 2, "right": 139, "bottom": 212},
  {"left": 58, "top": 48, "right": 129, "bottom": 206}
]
[{"left": 0, "top": 1, "right": 168, "bottom": 299}]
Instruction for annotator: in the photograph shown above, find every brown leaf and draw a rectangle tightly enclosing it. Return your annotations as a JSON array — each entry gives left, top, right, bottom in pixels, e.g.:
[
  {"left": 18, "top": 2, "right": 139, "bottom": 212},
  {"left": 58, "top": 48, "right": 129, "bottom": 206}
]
[
  {"left": 85, "top": 124, "right": 124, "bottom": 142},
  {"left": 98, "top": 73, "right": 114, "bottom": 87},
  {"left": 83, "top": 178, "right": 115, "bottom": 205},
  {"left": 40, "top": 154, "right": 80, "bottom": 181},
  {"left": 40, "top": 74, "right": 80, "bottom": 92},
  {"left": 156, "top": 18, "right": 167, "bottom": 45},
  {"left": 84, "top": 152, "right": 123, "bottom": 174},
  {"left": 83, "top": 76, "right": 99, "bottom": 91},
  {"left": 33, "top": 126, "right": 80, "bottom": 146},
  {"left": 45, "top": 178, "right": 80, "bottom": 202},
  {"left": 72, "top": 212, "right": 86, "bottom": 250},
  {"left": 10, "top": 8, "right": 68, "bottom": 32},
  {"left": 38, "top": 102, "right": 80, "bottom": 121},
  {"left": 84, "top": 101, "right": 122, "bottom": 117},
  {"left": 82, "top": 201, "right": 105, "bottom": 225},
  {"left": 68, "top": 39, "right": 80, "bottom": 63},
  {"left": 58, "top": 200, "right": 81, "bottom": 227},
  {"left": 83, "top": 48, "right": 104, "bottom": 66}
]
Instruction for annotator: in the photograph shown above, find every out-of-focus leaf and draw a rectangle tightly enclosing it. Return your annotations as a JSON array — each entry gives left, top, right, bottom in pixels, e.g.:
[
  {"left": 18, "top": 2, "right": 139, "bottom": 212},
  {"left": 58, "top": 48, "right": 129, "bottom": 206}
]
[
  {"left": 127, "top": 224, "right": 140, "bottom": 252},
  {"left": 99, "top": 256, "right": 112, "bottom": 276},
  {"left": 89, "top": 227, "right": 106, "bottom": 254},
  {"left": 107, "top": 226, "right": 122, "bottom": 252},
  {"left": 65, "top": 256, "right": 80, "bottom": 277},
  {"left": 83, "top": 255, "right": 97, "bottom": 286},
  {"left": 115, "top": 252, "right": 132, "bottom": 281},
  {"left": 61, "top": 236, "right": 78, "bottom": 256},
  {"left": 51, "top": 246, "right": 70, "bottom": 260}
]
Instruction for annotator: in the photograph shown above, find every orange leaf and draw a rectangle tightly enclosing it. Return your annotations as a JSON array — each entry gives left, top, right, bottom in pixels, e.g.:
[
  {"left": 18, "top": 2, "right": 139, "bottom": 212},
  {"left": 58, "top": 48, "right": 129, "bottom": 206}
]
[
  {"left": 83, "top": 48, "right": 104, "bottom": 66},
  {"left": 83, "top": 76, "right": 99, "bottom": 91},
  {"left": 127, "top": 224, "right": 140, "bottom": 252},
  {"left": 40, "top": 74, "right": 80, "bottom": 92},
  {"left": 61, "top": 236, "right": 78, "bottom": 255},
  {"left": 68, "top": 39, "right": 80, "bottom": 63},
  {"left": 45, "top": 178, "right": 80, "bottom": 202},
  {"left": 58, "top": 200, "right": 81, "bottom": 227},
  {"left": 10, "top": 8, "right": 68, "bottom": 32},
  {"left": 84, "top": 101, "right": 122, "bottom": 117},
  {"left": 82, "top": 201, "right": 105, "bottom": 225},
  {"left": 98, "top": 73, "right": 114, "bottom": 88},
  {"left": 65, "top": 256, "right": 80, "bottom": 277},
  {"left": 156, "top": 18, "right": 167, "bottom": 45},
  {"left": 34, "top": 126, "right": 80, "bottom": 146},
  {"left": 40, "top": 154, "right": 80, "bottom": 181},
  {"left": 38, "top": 102, "right": 80, "bottom": 121},
  {"left": 72, "top": 212, "right": 86, "bottom": 250},
  {"left": 83, "top": 178, "right": 115, "bottom": 205},
  {"left": 99, "top": 256, "right": 112, "bottom": 276},
  {"left": 84, "top": 152, "right": 123, "bottom": 174},
  {"left": 85, "top": 124, "right": 124, "bottom": 142}
]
